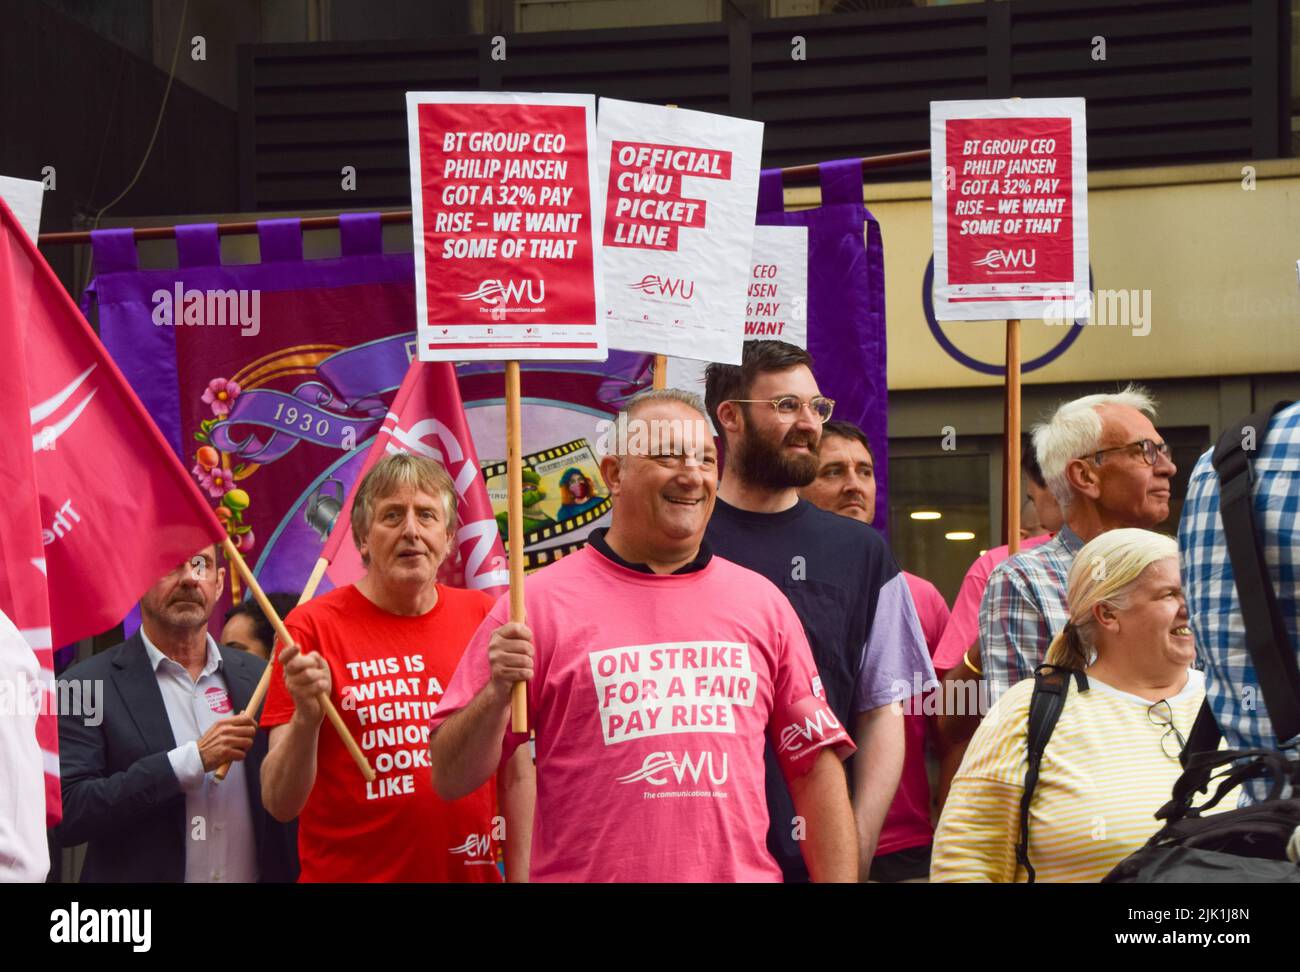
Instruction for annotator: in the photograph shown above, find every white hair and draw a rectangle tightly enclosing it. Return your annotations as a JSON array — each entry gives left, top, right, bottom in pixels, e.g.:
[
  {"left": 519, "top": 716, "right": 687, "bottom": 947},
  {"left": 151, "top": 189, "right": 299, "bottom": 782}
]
[
  {"left": 603, "top": 388, "right": 712, "bottom": 461},
  {"left": 1031, "top": 384, "right": 1157, "bottom": 511},
  {"left": 621, "top": 388, "right": 709, "bottom": 423}
]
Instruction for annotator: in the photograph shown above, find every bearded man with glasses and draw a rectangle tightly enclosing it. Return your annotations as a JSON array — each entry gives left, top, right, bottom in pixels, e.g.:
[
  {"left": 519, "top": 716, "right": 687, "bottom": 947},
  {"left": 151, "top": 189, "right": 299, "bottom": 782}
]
[{"left": 703, "top": 341, "right": 934, "bottom": 882}]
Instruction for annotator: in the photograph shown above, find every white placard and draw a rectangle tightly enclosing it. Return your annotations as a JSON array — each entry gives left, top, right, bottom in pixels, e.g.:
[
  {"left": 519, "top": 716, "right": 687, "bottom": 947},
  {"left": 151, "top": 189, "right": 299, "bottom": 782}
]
[
  {"left": 743, "top": 225, "right": 807, "bottom": 347},
  {"left": 0, "top": 176, "right": 44, "bottom": 244},
  {"left": 406, "top": 91, "right": 606, "bottom": 362},
  {"left": 930, "top": 98, "right": 1089, "bottom": 322},
  {"left": 598, "top": 99, "right": 763, "bottom": 364},
  {"left": 666, "top": 224, "right": 809, "bottom": 417}
]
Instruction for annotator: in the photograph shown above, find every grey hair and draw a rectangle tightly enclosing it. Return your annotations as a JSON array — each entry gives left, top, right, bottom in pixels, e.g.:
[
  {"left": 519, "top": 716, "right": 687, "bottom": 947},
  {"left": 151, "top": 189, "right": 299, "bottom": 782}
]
[
  {"left": 623, "top": 387, "right": 709, "bottom": 420},
  {"left": 1031, "top": 384, "right": 1158, "bottom": 512},
  {"left": 600, "top": 388, "right": 712, "bottom": 459}
]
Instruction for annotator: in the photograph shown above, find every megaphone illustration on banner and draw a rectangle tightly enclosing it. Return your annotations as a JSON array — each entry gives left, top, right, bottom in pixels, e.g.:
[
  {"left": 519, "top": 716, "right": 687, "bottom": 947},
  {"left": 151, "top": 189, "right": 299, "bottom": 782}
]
[{"left": 304, "top": 478, "right": 345, "bottom": 541}]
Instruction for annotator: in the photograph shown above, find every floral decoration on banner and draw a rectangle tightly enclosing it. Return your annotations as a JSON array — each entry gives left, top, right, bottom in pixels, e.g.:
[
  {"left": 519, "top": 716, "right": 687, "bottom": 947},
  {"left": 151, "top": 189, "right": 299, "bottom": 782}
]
[{"left": 192, "top": 377, "right": 255, "bottom": 552}]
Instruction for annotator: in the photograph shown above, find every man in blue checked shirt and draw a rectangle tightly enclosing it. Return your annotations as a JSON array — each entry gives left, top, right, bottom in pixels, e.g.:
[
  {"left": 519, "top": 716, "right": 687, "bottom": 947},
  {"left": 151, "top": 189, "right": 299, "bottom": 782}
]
[
  {"left": 977, "top": 385, "right": 1178, "bottom": 702},
  {"left": 1179, "top": 401, "right": 1300, "bottom": 803}
]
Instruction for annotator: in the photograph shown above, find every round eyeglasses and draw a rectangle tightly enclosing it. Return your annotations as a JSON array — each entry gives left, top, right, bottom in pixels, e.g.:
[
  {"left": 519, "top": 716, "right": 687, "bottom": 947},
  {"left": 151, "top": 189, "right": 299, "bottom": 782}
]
[{"left": 727, "top": 396, "right": 835, "bottom": 423}]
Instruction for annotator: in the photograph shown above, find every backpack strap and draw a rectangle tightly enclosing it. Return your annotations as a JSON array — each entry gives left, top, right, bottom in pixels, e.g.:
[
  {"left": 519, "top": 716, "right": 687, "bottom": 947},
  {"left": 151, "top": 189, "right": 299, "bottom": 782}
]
[
  {"left": 1156, "top": 746, "right": 1299, "bottom": 829},
  {"left": 1017, "top": 664, "right": 1088, "bottom": 883},
  {"left": 1207, "top": 401, "right": 1300, "bottom": 746},
  {"left": 1181, "top": 699, "right": 1224, "bottom": 769}
]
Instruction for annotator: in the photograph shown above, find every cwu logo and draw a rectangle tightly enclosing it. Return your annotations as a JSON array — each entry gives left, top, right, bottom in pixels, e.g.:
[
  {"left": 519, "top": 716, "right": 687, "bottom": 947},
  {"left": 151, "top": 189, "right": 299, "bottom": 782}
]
[
  {"left": 972, "top": 248, "right": 1037, "bottom": 270},
  {"left": 449, "top": 833, "right": 493, "bottom": 859},
  {"left": 616, "top": 751, "right": 728, "bottom": 786},
  {"left": 627, "top": 274, "right": 695, "bottom": 299},
  {"left": 776, "top": 707, "right": 843, "bottom": 755},
  {"left": 457, "top": 278, "right": 545, "bottom": 306}
]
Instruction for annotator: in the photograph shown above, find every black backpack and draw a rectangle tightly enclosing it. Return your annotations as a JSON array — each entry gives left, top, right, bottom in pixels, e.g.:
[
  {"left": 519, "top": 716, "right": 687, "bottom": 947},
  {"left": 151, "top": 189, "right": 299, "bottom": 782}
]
[{"left": 1102, "top": 402, "right": 1300, "bottom": 883}]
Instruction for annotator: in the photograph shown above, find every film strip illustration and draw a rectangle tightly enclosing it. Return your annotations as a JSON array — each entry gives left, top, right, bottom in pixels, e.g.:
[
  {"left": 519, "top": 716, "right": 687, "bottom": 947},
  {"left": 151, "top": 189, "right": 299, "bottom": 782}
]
[
  {"left": 482, "top": 437, "right": 612, "bottom": 564},
  {"left": 524, "top": 537, "right": 591, "bottom": 572},
  {"left": 479, "top": 436, "right": 595, "bottom": 484}
]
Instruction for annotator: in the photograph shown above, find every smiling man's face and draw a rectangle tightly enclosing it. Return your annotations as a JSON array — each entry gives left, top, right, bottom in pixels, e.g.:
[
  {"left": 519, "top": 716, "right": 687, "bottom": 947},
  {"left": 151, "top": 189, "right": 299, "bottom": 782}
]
[{"left": 605, "top": 399, "right": 718, "bottom": 549}]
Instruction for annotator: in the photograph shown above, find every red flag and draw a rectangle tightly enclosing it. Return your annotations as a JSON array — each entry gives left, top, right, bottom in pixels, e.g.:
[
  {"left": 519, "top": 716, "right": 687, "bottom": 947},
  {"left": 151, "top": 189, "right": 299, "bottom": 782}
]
[
  {"left": 324, "top": 359, "right": 509, "bottom": 598},
  {"left": 0, "top": 199, "right": 226, "bottom": 824}
]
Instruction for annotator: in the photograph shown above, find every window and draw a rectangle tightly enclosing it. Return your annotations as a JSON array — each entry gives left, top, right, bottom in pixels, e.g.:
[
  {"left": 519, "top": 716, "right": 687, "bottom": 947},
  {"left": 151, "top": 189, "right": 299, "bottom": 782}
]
[{"left": 887, "top": 445, "right": 991, "bottom": 606}]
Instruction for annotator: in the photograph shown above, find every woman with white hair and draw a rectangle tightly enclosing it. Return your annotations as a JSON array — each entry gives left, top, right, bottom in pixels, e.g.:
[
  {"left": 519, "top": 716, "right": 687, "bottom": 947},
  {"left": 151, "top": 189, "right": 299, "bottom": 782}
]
[{"left": 931, "top": 528, "right": 1225, "bottom": 882}]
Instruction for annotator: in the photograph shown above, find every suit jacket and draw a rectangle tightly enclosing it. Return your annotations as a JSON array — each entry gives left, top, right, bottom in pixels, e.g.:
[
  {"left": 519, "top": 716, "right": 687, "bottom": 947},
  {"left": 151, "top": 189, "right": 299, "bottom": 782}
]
[{"left": 56, "top": 632, "right": 298, "bottom": 883}]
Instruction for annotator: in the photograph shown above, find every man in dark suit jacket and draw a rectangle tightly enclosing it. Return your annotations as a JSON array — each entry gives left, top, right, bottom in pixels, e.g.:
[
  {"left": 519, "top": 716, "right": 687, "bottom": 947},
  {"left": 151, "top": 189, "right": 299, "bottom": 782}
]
[{"left": 56, "top": 545, "right": 297, "bottom": 882}]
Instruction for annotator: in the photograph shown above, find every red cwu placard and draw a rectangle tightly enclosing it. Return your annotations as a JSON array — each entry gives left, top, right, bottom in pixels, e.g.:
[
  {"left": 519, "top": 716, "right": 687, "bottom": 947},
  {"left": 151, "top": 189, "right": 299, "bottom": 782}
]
[
  {"left": 930, "top": 98, "right": 1089, "bottom": 322},
  {"left": 406, "top": 92, "right": 607, "bottom": 361}
]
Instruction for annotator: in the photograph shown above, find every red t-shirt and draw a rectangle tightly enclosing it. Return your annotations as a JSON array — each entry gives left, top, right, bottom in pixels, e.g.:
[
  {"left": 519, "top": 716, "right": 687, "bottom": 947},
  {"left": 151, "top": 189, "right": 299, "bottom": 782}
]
[{"left": 261, "top": 583, "right": 501, "bottom": 882}]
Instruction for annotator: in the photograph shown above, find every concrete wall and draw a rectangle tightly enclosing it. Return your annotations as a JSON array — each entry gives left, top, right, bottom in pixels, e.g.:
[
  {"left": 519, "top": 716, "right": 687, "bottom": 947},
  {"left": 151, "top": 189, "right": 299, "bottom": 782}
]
[{"left": 779, "top": 159, "right": 1300, "bottom": 391}]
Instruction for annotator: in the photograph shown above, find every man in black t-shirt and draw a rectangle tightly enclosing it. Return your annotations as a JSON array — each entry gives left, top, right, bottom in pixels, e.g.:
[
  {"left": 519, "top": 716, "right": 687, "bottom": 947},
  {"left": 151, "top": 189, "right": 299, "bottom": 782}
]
[{"left": 704, "top": 341, "right": 933, "bottom": 882}]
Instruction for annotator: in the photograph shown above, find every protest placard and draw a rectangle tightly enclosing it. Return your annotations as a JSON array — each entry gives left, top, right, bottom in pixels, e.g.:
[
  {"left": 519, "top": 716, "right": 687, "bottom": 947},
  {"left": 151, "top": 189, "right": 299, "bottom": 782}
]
[
  {"left": 741, "top": 225, "right": 808, "bottom": 346},
  {"left": 598, "top": 99, "right": 763, "bottom": 364},
  {"left": 406, "top": 91, "right": 606, "bottom": 361},
  {"left": 666, "top": 224, "right": 809, "bottom": 402},
  {"left": 930, "top": 98, "right": 1089, "bottom": 322},
  {"left": 0, "top": 175, "right": 43, "bottom": 243}
]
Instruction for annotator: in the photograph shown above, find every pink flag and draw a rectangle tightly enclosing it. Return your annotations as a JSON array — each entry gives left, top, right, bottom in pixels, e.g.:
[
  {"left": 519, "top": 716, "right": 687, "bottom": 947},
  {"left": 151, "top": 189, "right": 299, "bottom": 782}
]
[
  {"left": 0, "top": 199, "right": 227, "bottom": 824},
  {"left": 324, "top": 358, "right": 509, "bottom": 598}
]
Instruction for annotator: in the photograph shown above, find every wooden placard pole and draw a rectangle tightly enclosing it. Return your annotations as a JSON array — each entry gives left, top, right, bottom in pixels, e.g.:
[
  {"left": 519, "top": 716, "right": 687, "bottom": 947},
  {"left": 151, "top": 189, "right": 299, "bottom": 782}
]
[
  {"left": 650, "top": 103, "right": 677, "bottom": 393},
  {"left": 214, "top": 554, "right": 329, "bottom": 782},
  {"left": 505, "top": 361, "right": 529, "bottom": 732},
  {"left": 215, "top": 540, "right": 375, "bottom": 782},
  {"left": 1003, "top": 95, "right": 1024, "bottom": 557},
  {"left": 1005, "top": 319, "right": 1022, "bottom": 556}
]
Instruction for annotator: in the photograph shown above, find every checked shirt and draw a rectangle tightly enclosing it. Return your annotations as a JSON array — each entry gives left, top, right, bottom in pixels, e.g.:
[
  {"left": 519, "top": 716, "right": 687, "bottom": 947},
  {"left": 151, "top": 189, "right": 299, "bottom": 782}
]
[
  {"left": 1179, "top": 402, "right": 1300, "bottom": 802},
  {"left": 979, "top": 525, "right": 1084, "bottom": 702}
]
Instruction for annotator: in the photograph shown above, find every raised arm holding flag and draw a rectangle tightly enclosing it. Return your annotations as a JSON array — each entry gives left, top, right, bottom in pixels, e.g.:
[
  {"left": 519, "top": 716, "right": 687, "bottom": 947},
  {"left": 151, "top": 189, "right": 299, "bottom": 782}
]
[{"left": 214, "top": 352, "right": 508, "bottom": 780}]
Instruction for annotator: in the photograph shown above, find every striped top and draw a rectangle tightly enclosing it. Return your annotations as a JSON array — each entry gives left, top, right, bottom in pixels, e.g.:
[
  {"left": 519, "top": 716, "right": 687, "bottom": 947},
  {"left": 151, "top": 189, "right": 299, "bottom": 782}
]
[{"left": 931, "top": 669, "right": 1227, "bottom": 883}]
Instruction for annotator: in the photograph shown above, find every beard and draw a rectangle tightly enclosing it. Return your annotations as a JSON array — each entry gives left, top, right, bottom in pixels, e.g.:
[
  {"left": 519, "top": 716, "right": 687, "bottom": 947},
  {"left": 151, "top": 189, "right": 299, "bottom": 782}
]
[
  {"left": 147, "top": 593, "right": 211, "bottom": 631},
  {"left": 732, "top": 419, "right": 820, "bottom": 490}
]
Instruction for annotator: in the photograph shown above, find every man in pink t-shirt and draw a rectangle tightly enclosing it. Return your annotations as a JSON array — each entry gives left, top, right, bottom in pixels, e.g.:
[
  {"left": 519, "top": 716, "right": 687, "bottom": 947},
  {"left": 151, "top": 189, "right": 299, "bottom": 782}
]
[
  {"left": 429, "top": 390, "right": 857, "bottom": 882},
  {"left": 799, "top": 420, "right": 949, "bottom": 881}
]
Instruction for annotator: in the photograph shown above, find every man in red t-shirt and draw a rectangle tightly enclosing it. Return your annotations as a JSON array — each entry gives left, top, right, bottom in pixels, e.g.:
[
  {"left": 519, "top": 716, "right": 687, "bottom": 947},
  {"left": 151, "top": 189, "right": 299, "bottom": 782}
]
[
  {"left": 429, "top": 390, "right": 857, "bottom": 882},
  {"left": 260, "top": 454, "right": 531, "bottom": 882}
]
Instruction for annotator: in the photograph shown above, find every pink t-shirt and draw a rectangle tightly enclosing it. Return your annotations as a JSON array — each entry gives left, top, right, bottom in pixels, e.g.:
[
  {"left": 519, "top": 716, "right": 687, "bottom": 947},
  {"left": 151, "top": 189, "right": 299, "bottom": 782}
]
[
  {"left": 876, "top": 573, "right": 950, "bottom": 858},
  {"left": 431, "top": 545, "right": 855, "bottom": 883},
  {"left": 932, "top": 533, "right": 1053, "bottom": 673}
]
